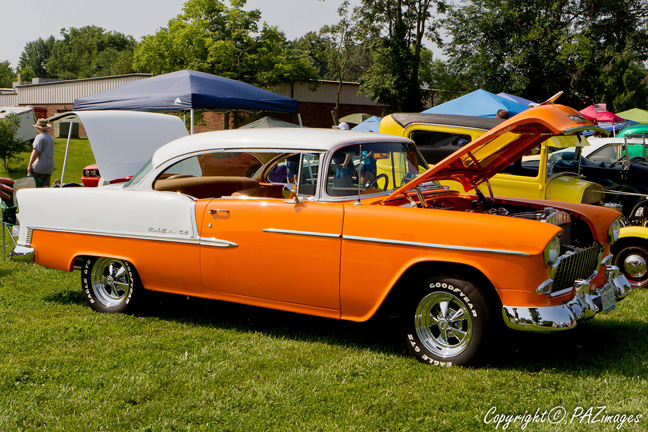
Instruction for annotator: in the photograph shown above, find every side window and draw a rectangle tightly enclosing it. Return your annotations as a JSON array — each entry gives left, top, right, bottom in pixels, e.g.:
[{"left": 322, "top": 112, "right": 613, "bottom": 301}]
[
  {"left": 501, "top": 146, "right": 541, "bottom": 177},
  {"left": 298, "top": 153, "right": 320, "bottom": 196},
  {"left": 198, "top": 152, "right": 262, "bottom": 178},
  {"left": 410, "top": 130, "right": 472, "bottom": 164}
]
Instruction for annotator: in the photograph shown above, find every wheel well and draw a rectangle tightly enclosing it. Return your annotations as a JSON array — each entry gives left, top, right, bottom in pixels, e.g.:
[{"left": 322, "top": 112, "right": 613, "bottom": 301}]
[{"left": 376, "top": 261, "right": 501, "bottom": 318}]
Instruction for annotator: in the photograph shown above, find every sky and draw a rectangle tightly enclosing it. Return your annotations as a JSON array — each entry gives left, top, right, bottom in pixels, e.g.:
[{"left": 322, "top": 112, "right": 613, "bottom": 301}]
[{"left": 0, "top": 0, "right": 366, "bottom": 69}]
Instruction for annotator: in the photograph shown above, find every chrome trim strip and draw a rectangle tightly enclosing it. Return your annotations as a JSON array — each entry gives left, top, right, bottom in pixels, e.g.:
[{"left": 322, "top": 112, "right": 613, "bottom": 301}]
[
  {"left": 27, "top": 226, "right": 200, "bottom": 245},
  {"left": 342, "top": 235, "right": 530, "bottom": 257},
  {"left": 198, "top": 237, "right": 238, "bottom": 248},
  {"left": 549, "top": 287, "right": 573, "bottom": 298},
  {"left": 263, "top": 228, "right": 341, "bottom": 239}
]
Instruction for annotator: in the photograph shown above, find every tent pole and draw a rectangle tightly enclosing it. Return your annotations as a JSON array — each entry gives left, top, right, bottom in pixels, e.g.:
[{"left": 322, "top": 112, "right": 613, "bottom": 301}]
[
  {"left": 60, "top": 122, "right": 74, "bottom": 185},
  {"left": 297, "top": 113, "right": 303, "bottom": 127},
  {"left": 190, "top": 109, "right": 194, "bottom": 135}
]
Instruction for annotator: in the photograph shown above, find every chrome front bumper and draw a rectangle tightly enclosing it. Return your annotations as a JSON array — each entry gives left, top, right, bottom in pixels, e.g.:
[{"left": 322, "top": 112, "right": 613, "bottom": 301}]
[
  {"left": 502, "top": 266, "right": 631, "bottom": 332},
  {"left": 10, "top": 245, "right": 34, "bottom": 263}
]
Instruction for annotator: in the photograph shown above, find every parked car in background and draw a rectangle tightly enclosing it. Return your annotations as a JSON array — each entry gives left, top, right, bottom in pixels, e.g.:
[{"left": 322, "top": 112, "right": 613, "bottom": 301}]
[
  {"left": 381, "top": 111, "right": 648, "bottom": 287},
  {"left": 13, "top": 107, "right": 630, "bottom": 366}
]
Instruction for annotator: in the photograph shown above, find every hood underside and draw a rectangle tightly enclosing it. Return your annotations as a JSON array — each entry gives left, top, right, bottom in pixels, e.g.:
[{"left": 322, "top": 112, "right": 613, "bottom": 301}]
[{"left": 384, "top": 104, "right": 605, "bottom": 202}]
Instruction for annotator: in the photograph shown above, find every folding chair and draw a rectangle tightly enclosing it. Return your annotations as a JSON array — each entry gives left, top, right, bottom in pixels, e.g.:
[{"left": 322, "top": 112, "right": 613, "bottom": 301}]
[{"left": 2, "top": 177, "right": 41, "bottom": 260}]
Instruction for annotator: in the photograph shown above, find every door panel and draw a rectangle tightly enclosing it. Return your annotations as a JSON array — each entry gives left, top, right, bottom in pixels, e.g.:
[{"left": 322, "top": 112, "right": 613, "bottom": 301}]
[{"left": 199, "top": 198, "right": 344, "bottom": 310}]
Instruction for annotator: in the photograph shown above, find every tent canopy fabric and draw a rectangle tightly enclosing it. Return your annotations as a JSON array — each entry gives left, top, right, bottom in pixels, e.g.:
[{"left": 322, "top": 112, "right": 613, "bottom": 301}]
[
  {"left": 351, "top": 116, "right": 381, "bottom": 132},
  {"left": 497, "top": 92, "right": 537, "bottom": 107},
  {"left": 73, "top": 70, "right": 299, "bottom": 113},
  {"left": 238, "top": 116, "right": 301, "bottom": 129},
  {"left": 422, "top": 89, "right": 529, "bottom": 118},
  {"left": 617, "top": 108, "right": 648, "bottom": 124},
  {"left": 580, "top": 105, "right": 625, "bottom": 123},
  {"left": 339, "top": 113, "right": 373, "bottom": 125}
]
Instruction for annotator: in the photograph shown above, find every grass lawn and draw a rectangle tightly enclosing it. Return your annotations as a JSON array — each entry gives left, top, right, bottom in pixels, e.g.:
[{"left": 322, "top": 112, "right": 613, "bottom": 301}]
[
  {"left": 2, "top": 137, "right": 95, "bottom": 184},
  {"left": 0, "top": 256, "right": 646, "bottom": 431}
]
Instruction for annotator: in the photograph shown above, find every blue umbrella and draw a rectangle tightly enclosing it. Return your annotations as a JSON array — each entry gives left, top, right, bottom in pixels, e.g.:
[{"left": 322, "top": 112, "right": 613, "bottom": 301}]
[{"left": 497, "top": 92, "right": 537, "bottom": 107}]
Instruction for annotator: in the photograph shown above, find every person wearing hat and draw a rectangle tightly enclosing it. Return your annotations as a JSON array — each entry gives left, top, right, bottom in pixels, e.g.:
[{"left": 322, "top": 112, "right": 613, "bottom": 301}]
[{"left": 27, "top": 118, "right": 55, "bottom": 187}]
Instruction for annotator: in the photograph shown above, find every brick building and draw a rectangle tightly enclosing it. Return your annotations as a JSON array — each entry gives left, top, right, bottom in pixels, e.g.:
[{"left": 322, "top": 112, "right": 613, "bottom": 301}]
[{"left": 0, "top": 74, "right": 414, "bottom": 135}]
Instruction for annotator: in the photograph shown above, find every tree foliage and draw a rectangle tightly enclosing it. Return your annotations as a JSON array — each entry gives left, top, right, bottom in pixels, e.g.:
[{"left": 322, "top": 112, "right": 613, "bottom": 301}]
[
  {"left": 0, "top": 114, "right": 31, "bottom": 172},
  {"left": 19, "top": 27, "right": 136, "bottom": 80},
  {"left": 442, "top": 0, "right": 648, "bottom": 111},
  {"left": 134, "top": 0, "right": 318, "bottom": 88},
  {"left": 354, "top": 0, "right": 446, "bottom": 112},
  {"left": 0, "top": 61, "right": 16, "bottom": 88}
]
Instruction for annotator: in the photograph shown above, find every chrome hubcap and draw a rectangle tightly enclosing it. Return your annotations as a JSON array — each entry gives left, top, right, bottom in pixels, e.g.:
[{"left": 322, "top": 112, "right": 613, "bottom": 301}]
[
  {"left": 90, "top": 258, "right": 131, "bottom": 307},
  {"left": 623, "top": 253, "right": 647, "bottom": 278},
  {"left": 414, "top": 291, "right": 472, "bottom": 358}
]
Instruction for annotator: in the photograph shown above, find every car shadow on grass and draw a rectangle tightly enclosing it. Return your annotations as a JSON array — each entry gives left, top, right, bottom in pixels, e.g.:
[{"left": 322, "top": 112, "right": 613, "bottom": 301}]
[{"left": 46, "top": 288, "right": 648, "bottom": 374}]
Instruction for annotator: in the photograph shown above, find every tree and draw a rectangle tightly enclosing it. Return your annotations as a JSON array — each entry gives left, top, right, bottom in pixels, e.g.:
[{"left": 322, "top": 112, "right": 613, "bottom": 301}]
[
  {"left": 355, "top": 0, "right": 446, "bottom": 112},
  {"left": 0, "top": 61, "right": 16, "bottom": 88},
  {"left": 18, "top": 36, "right": 56, "bottom": 78},
  {"left": 0, "top": 114, "right": 31, "bottom": 172},
  {"left": 442, "top": 0, "right": 648, "bottom": 111},
  {"left": 45, "top": 26, "right": 137, "bottom": 79},
  {"left": 134, "top": 0, "right": 318, "bottom": 89}
]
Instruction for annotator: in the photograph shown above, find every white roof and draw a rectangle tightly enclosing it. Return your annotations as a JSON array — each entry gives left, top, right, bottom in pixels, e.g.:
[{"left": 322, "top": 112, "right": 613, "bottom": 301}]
[
  {"left": 151, "top": 128, "right": 412, "bottom": 168},
  {"left": 49, "top": 111, "right": 188, "bottom": 181},
  {"left": 0, "top": 106, "right": 33, "bottom": 117}
]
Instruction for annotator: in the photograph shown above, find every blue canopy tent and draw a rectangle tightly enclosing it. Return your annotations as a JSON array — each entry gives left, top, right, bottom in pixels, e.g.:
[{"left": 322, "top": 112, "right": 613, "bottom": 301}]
[
  {"left": 73, "top": 70, "right": 301, "bottom": 133},
  {"left": 422, "top": 89, "right": 529, "bottom": 118},
  {"left": 351, "top": 116, "right": 381, "bottom": 132},
  {"left": 497, "top": 92, "right": 537, "bottom": 107}
]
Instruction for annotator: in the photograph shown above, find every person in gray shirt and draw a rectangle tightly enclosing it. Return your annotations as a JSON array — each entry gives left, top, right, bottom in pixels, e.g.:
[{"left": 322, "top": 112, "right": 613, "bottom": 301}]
[{"left": 27, "top": 118, "right": 55, "bottom": 187}]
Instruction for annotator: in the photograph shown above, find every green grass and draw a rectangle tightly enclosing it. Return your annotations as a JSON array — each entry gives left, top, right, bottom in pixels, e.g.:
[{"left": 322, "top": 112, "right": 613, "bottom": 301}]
[
  {"left": 3, "top": 138, "right": 95, "bottom": 184},
  {"left": 0, "top": 258, "right": 646, "bottom": 431}
]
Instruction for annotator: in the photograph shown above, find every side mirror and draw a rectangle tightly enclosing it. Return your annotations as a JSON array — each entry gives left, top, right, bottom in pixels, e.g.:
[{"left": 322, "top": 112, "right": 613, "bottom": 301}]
[{"left": 282, "top": 183, "right": 300, "bottom": 204}]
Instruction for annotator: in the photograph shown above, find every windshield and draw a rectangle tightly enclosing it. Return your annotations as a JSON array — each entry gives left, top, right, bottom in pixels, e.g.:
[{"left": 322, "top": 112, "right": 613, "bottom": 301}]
[{"left": 326, "top": 142, "right": 428, "bottom": 197}]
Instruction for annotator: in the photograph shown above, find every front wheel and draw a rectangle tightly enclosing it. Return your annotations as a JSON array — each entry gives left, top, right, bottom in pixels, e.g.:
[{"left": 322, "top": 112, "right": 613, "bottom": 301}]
[
  {"left": 81, "top": 257, "right": 140, "bottom": 313},
  {"left": 612, "top": 239, "right": 648, "bottom": 288},
  {"left": 400, "top": 276, "right": 492, "bottom": 366}
]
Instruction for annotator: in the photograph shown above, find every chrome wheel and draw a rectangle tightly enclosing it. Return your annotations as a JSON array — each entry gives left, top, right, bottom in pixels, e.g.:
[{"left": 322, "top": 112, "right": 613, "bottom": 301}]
[
  {"left": 414, "top": 291, "right": 473, "bottom": 359},
  {"left": 613, "top": 240, "right": 648, "bottom": 287},
  {"left": 88, "top": 258, "right": 133, "bottom": 308}
]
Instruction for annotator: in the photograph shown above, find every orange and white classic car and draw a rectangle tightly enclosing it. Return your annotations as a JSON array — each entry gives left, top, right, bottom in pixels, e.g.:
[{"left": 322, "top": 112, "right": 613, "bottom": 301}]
[{"left": 12, "top": 104, "right": 631, "bottom": 366}]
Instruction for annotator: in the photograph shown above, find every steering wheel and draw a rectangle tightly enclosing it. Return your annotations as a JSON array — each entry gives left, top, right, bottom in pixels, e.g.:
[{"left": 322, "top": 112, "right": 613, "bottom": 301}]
[
  {"left": 611, "top": 156, "right": 628, "bottom": 167},
  {"left": 366, "top": 173, "right": 389, "bottom": 191},
  {"left": 629, "top": 156, "right": 648, "bottom": 165}
]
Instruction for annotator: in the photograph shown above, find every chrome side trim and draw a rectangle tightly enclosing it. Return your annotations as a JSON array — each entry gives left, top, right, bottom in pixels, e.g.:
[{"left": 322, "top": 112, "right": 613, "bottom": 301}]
[
  {"left": 263, "top": 228, "right": 341, "bottom": 239},
  {"left": 198, "top": 237, "right": 238, "bottom": 248},
  {"left": 549, "top": 287, "right": 573, "bottom": 298},
  {"left": 343, "top": 235, "right": 530, "bottom": 257},
  {"left": 26, "top": 226, "right": 200, "bottom": 245}
]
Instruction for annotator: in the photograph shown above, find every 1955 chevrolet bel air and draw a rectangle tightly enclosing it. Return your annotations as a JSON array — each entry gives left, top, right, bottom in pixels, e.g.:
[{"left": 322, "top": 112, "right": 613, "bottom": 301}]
[{"left": 12, "top": 104, "right": 631, "bottom": 366}]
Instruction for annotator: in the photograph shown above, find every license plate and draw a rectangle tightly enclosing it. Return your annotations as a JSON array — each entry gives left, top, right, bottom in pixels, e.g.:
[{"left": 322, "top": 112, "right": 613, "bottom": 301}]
[{"left": 601, "top": 285, "right": 616, "bottom": 313}]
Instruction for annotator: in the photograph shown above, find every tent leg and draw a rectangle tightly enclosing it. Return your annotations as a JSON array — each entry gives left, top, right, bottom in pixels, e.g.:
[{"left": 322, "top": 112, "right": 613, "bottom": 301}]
[
  {"left": 297, "top": 113, "right": 303, "bottom": 127},
  {"left": 60, "top": 123, "right": 74, "bottom": 185},
  {"left": 190, "top": 109, "right": 194, "bottom": 135}
]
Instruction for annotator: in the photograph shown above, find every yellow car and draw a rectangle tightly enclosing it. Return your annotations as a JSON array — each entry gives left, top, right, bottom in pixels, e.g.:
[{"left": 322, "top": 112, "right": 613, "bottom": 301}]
[{"left": 380, "top": 112, "right": 648, "bottom": 287}]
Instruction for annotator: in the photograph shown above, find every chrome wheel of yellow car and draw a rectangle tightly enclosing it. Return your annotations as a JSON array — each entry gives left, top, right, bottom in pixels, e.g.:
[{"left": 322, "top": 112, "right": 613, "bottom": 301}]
[
  {"left": 613, "top": 239, "right": 648, "bottom": 287},
  {"left": 401, "top": 276, "right": 491, "bottom": 366}
]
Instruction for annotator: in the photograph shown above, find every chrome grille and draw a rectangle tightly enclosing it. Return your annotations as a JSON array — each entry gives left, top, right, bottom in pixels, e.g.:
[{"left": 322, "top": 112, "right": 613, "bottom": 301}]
[{"left": 552, "top": 245, "right": 601, "bottom": 292}]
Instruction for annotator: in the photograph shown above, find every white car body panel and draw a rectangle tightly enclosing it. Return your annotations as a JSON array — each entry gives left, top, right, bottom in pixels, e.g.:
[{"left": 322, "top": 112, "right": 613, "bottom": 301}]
[
  {"left": 49, "top": 111, "right": 188, "bottom": 181},
  {"left": 16, "top": 187, "right": 197, "bottom": 246}
]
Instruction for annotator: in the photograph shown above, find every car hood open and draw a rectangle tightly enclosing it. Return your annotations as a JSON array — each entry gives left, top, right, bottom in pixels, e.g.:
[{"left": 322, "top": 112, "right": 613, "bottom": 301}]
[
  {"left": 382, "top": 104, "right": 605, "bottom": 202},
  {"left": 49, "top": 111, "right": 188, "bottom": 182}
]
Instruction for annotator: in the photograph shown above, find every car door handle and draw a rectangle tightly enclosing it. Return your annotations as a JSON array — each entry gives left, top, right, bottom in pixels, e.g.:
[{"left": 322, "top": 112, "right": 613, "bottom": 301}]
[{"left": 209, "top": 208, "right": 230, "bottom": 215}]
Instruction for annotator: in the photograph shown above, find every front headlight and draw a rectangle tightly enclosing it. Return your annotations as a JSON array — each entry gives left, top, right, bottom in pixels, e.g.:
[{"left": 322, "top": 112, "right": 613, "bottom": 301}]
[
  {"left": 543, "top": 235, "right": 561, "bottom": 266},
  {"left": 608, "top": 217, "right": 621, "bottom": 245}
]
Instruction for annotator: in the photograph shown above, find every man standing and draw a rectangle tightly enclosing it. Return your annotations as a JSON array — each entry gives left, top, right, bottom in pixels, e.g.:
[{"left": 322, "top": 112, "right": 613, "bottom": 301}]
[{"left": 27, "top": 118, "right": 55, "bottom": 187}]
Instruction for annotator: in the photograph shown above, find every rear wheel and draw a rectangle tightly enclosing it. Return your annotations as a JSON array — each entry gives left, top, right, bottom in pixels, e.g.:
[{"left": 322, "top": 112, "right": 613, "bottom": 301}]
[
  {"left": 400, "top": 276, "right": 492, "bottom": 366},
  {"left": 81, "top": 257, "right": 140, "bottom": 313},
  {"left": 612, "top": 238, "right": 648, "bottom": 288}
]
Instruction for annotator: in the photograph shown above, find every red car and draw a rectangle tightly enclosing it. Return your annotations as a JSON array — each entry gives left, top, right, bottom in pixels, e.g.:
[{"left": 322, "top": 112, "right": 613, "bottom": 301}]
[{"left": 82, "top": 164, "right": 132, "bottom": 187}]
